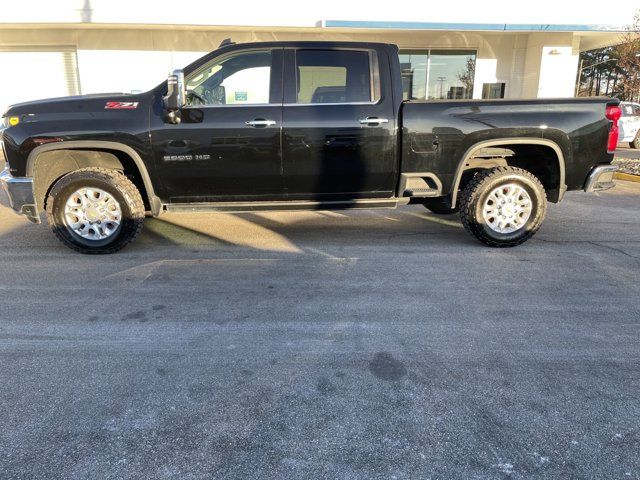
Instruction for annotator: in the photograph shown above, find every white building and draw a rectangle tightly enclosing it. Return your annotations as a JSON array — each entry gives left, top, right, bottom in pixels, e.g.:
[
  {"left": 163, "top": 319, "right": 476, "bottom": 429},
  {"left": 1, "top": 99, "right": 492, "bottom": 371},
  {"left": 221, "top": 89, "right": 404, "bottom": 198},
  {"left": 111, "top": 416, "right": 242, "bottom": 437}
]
[{"left": 0, "top": 0, "right": 637, "bottom": 112}]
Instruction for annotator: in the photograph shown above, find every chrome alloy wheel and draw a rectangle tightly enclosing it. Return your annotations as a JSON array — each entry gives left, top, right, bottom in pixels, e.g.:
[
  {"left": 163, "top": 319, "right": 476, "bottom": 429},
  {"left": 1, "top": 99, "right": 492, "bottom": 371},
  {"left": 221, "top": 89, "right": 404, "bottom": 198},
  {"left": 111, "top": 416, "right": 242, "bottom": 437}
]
[
  {"left": 481, "top": 183, "right": 533, "bottom": 234},
  {"left": 64, "top": 187, "right": 122, "bottom": 240}
]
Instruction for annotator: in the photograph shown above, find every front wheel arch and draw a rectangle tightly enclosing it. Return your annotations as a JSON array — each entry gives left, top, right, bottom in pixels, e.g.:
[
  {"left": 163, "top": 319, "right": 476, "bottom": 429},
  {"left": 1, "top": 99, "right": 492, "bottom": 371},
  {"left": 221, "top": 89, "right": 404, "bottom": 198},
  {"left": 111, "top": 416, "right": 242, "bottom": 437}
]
[{"left": 27, "top": 141, "right": 161, "bottom": 215}]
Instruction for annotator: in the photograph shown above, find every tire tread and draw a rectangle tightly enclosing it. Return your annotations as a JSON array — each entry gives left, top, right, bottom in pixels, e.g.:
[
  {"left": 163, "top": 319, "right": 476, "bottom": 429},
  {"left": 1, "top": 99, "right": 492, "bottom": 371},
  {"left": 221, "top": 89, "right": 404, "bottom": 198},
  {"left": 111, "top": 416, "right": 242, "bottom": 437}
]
[
  {"left": 459, "top": 166, "right": 546, "bottom": 248},
  {"left": 45, "top": 167, "right": 144, "bottom": 254}
]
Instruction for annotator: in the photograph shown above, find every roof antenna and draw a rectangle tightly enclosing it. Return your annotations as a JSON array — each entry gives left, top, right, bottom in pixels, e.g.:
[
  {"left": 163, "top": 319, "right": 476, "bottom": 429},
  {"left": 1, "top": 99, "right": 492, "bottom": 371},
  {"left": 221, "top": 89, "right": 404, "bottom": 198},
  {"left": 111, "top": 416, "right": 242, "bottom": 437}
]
[{"left": 219, "top": 38, "right": 235, "bottom": 48}]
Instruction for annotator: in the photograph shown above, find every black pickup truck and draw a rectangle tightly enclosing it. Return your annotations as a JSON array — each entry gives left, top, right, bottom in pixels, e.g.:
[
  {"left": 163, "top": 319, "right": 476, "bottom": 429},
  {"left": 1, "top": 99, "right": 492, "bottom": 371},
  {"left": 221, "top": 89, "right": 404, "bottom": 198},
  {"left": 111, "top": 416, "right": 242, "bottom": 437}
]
[{"left": 0, "top": 41, "right": 620, "bottom": 253}]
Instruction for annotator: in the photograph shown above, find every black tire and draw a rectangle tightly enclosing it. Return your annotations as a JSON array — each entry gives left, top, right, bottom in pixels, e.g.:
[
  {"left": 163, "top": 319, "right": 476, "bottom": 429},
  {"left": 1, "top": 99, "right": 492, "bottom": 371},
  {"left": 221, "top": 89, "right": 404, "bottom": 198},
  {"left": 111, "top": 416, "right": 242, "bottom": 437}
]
[
  {"left": 46, "top": 167, "right": 144, "bottom": 254},
  {"left": 423, "top": 197, "right": 459, "bottom": 215},
  {"left": 459, "top": 166, "right": 547, "bottom": 248},
  {"left": 631, "top": 132, "right": 640, "bottom": 149}
]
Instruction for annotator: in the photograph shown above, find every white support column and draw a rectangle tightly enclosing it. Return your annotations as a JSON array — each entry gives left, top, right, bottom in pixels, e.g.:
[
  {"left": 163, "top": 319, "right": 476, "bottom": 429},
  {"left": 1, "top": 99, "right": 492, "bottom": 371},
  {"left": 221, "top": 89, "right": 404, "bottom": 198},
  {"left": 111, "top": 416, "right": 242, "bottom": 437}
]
[
  {"left": 517, "top": 33, "right": 580, "bottom": 99},
  {"left": 537, "top": 45, "right": 579, "bottom": 98}
]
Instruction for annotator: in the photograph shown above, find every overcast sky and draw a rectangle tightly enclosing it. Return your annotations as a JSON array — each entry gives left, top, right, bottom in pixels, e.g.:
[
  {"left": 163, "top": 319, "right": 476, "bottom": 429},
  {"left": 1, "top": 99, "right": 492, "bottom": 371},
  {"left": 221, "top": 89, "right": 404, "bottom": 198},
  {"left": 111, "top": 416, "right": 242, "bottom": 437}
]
[{"left": 2, "top": 0, "right": 638, "bottom": 27}]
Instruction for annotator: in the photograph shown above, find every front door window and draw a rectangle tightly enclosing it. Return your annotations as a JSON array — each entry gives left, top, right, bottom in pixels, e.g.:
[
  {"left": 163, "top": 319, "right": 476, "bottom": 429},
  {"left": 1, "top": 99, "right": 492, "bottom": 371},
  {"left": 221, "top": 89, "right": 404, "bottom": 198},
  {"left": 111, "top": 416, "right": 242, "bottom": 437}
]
[{"left": 185, "top": 51, "right": 272, "bottom": 106}]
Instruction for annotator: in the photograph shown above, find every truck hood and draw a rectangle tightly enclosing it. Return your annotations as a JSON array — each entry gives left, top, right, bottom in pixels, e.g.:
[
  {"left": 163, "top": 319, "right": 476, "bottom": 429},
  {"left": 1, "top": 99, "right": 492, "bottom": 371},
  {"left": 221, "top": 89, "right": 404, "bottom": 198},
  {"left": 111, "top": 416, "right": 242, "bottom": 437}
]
[{"left": 3, "top": 92, "right": 144, "bottom": 117}]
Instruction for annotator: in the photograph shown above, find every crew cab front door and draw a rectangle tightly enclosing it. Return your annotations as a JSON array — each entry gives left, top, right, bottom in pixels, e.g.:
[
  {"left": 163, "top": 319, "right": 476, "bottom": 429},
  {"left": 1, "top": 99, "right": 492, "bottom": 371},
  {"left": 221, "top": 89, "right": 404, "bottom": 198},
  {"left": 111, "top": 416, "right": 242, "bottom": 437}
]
[
  {"left": 151, "top": 48, "right": 284, "bottom": 202},
  {"left": 281, "top": 47, "right": 397, "bottom": 201}
]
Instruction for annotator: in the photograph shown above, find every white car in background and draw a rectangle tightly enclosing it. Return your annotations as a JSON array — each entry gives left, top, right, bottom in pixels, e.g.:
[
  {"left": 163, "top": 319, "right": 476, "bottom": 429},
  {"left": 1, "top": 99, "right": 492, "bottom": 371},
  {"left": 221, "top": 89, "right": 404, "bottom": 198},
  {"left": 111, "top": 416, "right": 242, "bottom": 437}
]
[{"left": 619, "top": 102, "right": 640, "bottom": 149}]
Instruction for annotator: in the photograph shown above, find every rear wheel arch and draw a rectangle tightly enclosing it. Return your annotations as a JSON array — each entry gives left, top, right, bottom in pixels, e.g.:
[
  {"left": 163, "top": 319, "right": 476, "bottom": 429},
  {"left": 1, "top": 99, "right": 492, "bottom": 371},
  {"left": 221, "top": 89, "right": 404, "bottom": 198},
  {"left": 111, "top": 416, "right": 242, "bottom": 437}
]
[
  {"left": 27, "top": 141, "right": 160, "bottom": 215},
  {"left": 450, "top": 138, "right": 566, "bottom": 207}
]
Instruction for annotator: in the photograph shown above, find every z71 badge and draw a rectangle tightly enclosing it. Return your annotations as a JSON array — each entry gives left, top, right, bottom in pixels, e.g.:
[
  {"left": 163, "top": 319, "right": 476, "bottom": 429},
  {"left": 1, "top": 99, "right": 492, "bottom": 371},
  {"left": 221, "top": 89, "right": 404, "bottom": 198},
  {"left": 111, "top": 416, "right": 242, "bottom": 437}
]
[{"left": 104, "top": 101, "right": 139, "bottom": 110}]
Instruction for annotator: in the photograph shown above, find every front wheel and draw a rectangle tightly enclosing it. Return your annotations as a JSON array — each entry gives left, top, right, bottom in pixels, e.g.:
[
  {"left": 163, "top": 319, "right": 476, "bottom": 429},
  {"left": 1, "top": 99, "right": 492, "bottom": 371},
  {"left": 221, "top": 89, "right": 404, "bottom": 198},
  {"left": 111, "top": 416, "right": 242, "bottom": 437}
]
[
  {"left": 46, "top": 167, "right": 145, "bottom": 254},
  {"left": 459, "top": 166, "right": 547, "bottom": 248},
  {"left": 631, "top": 132, "right": 640, "bottom": 149}
]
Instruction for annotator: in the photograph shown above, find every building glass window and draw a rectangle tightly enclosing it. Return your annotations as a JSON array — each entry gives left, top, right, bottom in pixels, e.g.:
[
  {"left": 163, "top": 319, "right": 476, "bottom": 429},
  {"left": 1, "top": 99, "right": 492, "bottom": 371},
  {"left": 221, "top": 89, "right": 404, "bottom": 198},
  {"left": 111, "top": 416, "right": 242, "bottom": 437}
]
[
  {"left": 482, "top": 82, "right": 506, "bottom": 99},
  {"left": 399, "top": 49, "right": 477, "bottom": 100},
  {"left": 399, "top": 51, "right": 428, "bottom": 101}
]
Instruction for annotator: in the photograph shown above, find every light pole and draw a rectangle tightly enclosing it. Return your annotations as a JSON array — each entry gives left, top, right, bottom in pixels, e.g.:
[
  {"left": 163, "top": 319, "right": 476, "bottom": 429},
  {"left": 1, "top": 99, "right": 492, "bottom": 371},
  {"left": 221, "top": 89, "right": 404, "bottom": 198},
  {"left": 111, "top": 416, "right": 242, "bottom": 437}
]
[{"left": 437, "top": 76, "right": 446, "bottom": 99}]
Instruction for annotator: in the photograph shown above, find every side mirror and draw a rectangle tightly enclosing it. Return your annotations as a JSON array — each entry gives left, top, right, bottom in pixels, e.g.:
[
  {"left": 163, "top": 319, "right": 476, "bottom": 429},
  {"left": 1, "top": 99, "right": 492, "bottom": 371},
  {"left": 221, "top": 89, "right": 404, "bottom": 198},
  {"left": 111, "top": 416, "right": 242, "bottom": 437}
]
[{"left": 163, "top": 69, "right": 185, "bottom": 124}]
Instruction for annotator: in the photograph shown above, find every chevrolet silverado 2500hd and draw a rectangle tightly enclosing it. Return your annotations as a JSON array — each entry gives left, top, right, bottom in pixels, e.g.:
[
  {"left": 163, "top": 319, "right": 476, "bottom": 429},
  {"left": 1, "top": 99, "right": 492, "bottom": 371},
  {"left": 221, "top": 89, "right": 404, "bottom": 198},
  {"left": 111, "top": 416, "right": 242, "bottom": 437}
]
[{"left": 0, "top": 41, "right": 619, "bottom": 253}]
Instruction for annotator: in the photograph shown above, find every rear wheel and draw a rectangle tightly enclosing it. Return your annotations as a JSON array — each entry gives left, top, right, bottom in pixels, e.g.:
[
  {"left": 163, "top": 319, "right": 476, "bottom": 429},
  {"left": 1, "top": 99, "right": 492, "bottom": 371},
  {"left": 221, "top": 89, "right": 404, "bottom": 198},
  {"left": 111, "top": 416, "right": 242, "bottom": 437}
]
[
  {"left": 459, "top": 166, "right": 546, "bottom": 247},
  {"left": 422, "top": 197, "right": 459, "bottom": 215},
  {"left": 631, "top": 132, "right": 640, "bottom": 149},
  {"left": 46, "top": 167, "right": 144, "bottom": 254}
]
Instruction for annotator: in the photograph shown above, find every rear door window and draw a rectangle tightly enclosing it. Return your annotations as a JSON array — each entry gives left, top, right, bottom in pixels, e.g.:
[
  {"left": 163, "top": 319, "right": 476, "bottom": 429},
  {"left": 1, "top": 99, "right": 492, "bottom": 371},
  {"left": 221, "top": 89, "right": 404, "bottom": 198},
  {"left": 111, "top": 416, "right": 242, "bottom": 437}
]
[{"left": 295, "top": 49, "right": 379, "bottom": 104}]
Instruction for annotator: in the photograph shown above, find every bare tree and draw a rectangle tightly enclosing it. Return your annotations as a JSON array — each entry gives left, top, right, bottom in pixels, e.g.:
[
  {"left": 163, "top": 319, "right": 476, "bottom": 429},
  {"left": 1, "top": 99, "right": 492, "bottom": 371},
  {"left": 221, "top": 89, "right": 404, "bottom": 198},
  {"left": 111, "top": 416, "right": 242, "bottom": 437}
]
[
  {"left": 457, "top": 57, "right": 476, "bottom": 99},
  {"left": 577, "top": 11, "right": 639, "bottom": 100},
  {"left": 612, "top": 12, "right": 640, "bottom": 101},
  {"left": 576, "top": 47, "right": 618, "bottom": 97}
]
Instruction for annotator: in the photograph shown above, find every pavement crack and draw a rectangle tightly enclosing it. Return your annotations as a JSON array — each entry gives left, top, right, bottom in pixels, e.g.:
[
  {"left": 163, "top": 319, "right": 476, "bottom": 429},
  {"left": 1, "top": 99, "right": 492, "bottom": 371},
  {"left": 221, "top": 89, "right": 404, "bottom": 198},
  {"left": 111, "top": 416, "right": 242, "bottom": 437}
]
[{"left": 588, "top": 241, "right": 640, "bottom": 260}]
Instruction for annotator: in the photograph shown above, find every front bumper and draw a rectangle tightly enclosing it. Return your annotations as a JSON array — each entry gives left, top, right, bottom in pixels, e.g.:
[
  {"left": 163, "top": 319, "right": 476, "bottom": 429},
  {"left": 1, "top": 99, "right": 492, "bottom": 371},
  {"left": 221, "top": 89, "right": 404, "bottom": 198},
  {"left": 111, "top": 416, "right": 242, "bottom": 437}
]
[
  {"left": 584, "top": 165, "right": 617, "bottom": 193},
  {"left": 0, "top": 169, "right": 40, "bottom": 223}
]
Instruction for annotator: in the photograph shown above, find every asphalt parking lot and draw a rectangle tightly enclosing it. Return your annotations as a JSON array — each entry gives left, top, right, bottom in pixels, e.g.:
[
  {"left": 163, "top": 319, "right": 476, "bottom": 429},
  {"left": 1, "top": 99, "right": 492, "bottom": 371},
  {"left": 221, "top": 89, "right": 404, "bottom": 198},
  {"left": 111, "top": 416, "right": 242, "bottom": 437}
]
[
  {"left": 616, "top": 146, "right": 640, "bottom": 160},
  {"left": 1, "top": 181, "right": 639, "bottom": 479}
]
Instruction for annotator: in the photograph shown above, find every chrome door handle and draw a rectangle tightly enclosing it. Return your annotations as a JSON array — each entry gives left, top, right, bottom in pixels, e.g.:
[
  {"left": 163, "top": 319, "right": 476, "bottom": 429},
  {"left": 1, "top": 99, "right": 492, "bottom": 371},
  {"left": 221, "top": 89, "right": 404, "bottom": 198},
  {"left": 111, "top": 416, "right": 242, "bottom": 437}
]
[
  {"left": 359, "top": 117, "right": 389, "bottom": 125},
  {"left": 245, "top": 119, "right": 276, "bottom": 127}
]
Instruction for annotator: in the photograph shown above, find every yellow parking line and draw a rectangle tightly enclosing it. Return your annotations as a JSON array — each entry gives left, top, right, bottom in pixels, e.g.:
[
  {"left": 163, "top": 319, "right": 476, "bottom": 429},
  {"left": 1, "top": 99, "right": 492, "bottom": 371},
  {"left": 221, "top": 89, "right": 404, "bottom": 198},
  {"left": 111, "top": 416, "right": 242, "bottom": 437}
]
[{"left": 615, "top": 172, "right": 640, "bottom": 183}]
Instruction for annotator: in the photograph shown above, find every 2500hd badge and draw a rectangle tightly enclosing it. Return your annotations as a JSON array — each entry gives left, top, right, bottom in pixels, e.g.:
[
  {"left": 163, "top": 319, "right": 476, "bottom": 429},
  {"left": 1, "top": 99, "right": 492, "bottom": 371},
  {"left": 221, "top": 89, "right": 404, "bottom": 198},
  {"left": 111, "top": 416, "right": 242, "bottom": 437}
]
[{"left": 163, "top": 154, "right": 211, "bottom": 162}]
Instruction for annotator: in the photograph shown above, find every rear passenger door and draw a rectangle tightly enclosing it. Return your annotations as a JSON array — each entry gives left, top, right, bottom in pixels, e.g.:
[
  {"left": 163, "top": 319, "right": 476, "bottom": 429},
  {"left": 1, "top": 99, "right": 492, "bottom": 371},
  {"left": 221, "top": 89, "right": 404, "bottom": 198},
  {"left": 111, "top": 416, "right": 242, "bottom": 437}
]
[{"left": 281, "top": 47, "right": 397, "bottom": 201}]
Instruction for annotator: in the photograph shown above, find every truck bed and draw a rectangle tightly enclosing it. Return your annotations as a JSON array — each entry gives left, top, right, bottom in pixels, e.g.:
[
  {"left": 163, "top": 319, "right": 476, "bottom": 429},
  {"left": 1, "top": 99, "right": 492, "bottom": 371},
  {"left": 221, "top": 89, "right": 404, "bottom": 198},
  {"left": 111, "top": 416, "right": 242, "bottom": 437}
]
[{"left": 400, "top": 97, "right": 615, "bottom": 199}]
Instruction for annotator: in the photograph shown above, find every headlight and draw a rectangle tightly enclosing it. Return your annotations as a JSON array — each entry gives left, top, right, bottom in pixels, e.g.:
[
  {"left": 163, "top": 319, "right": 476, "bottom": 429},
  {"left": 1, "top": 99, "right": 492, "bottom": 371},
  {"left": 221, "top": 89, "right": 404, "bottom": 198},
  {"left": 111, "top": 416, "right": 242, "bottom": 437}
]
[{"left": 1, "top": 116, "right": 19, "bottom": 127}]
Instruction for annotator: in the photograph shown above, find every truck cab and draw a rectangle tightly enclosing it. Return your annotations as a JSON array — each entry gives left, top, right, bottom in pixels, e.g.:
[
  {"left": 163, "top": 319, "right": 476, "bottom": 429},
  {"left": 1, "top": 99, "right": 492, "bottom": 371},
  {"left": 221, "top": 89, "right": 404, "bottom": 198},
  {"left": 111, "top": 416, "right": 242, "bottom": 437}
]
[{"left": 151, "top": 42, "right": 400, "bottom": 205}]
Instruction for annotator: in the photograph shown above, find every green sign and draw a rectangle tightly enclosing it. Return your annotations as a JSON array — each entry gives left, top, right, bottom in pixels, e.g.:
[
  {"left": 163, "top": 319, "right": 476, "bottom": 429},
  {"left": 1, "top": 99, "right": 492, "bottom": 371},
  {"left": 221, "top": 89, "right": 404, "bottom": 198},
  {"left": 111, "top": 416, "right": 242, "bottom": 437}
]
[{"left": 235, "top": 91, "right": 248, "bottom": 102}]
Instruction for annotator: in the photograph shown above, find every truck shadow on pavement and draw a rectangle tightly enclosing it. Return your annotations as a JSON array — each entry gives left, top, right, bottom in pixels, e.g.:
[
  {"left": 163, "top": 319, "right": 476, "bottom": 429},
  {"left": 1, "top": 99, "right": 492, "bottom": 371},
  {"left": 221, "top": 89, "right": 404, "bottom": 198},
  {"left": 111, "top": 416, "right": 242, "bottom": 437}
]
[
  {"left": 131, "top": 209, "right": 474, "bottom": 254},
  {"left": 3, "top": 181, "right": 640, "bottom": 256},
  {"left": 0, "top": 206, "right": 476, "bottom": 256}
]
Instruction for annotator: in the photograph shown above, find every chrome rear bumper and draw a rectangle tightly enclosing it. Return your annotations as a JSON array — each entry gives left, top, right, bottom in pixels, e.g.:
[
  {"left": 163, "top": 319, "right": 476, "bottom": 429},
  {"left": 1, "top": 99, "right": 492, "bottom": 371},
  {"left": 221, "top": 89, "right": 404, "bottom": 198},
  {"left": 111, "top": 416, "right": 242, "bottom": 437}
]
[
  {"left": 584, "top": 165, "right": 617, "bottom": 193},
  {"left": 0, "top": 169, "right": 40, "bottom": 223}
]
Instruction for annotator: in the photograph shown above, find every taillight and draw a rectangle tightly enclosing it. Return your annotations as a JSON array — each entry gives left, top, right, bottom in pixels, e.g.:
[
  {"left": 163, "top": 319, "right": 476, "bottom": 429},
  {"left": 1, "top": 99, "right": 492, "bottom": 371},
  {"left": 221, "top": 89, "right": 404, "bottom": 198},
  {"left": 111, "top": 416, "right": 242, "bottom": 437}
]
[{"left": 605, "top": 105, "right": 621, "bottom": 153}]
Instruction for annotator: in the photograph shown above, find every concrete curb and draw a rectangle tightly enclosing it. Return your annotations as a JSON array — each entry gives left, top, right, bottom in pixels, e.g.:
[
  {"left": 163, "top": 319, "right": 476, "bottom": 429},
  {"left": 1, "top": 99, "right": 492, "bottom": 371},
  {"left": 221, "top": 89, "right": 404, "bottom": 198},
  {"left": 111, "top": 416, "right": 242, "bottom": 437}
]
[{"left": 614, "top": 172, "right": 640, "bottom": 183}]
